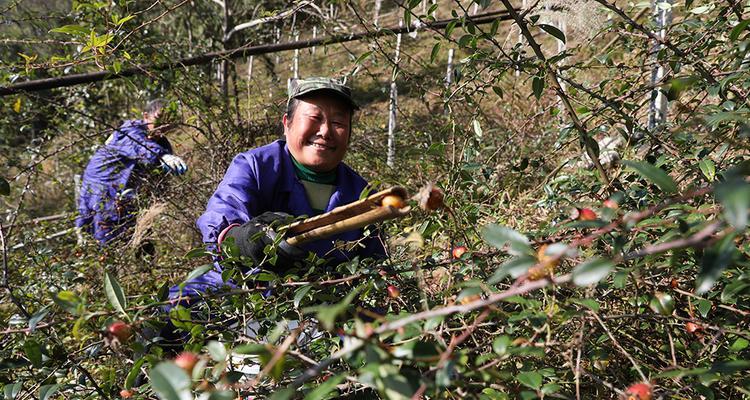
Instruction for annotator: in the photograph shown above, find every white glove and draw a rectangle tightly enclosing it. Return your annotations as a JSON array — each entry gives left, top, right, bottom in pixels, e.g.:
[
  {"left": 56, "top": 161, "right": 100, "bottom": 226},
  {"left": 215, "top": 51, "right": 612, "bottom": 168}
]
[{"left": 160, "top": 154, "right": 188, "bottom": 175}]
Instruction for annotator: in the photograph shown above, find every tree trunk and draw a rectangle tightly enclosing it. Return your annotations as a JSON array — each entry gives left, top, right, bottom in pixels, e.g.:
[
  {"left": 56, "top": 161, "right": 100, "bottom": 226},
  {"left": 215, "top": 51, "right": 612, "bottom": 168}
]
[
  {"left": 387, "top": 20, "right": 403, "bottom": 168},
  {"left": 648, "top": 0, "right": 672, "bottom": 130}
]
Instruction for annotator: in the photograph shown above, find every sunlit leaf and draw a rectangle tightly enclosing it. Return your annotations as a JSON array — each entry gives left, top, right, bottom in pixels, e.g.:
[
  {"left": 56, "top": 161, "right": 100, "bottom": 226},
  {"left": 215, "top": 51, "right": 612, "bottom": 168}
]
[
  {"left": 489, "top": 255, "right": 536, "bottom": 283},
  {"left": 624, "top": 160, "right": 678, "bottom": 194},
  {"left": 482, "top": 224, "right": 532, "bottom": 256},
  {"left": 572, "top": 258, "right": 614, "bottom": 286},
  {"left": 149, "top": 362, "right": 192, "bottom": 400},
  {"left": 649, "top": 292, "right": 675, "bottom": 315},
  {"left": 104, "top": 271, "right": 128, "bottom": 319}
]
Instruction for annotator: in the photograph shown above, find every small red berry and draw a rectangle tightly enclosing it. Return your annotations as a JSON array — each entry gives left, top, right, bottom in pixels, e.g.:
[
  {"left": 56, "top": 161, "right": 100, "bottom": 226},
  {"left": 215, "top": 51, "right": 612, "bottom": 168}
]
[
  {"left": 452, "top": 246, "right": 468, "bottom": 259},
  {"left": 579, "top": 208, "right": 597, "bottom": 221},
  {"left": 119, "top": 389, "right": 133, "bottom": 398},
  {"left": 623, "top": 382, "right": 652, "bottom": 400},
  {"left": 174, "top": 351, "right": 199, "bottom": 373},
  {"left": 603, "top": 199, "right": 619, "bottom": 209},
  {"left": 686, "top": 322, "right": 702, "bottom": 334},
  {"left": 387, "top": 285, "right": 400, "bottom": 299},
  {"left": 107, "top": 321, "right": 132, "bottom": 343}
]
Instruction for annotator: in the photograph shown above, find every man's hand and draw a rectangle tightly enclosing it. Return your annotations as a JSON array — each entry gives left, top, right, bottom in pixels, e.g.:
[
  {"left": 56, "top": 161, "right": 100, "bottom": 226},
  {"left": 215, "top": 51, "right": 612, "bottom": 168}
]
[
  {"left": 160, "top": 154, "right": 188, "bottom": 175},
  {"left": 224, "top": 212, "right": 307, "bottom": 271}
]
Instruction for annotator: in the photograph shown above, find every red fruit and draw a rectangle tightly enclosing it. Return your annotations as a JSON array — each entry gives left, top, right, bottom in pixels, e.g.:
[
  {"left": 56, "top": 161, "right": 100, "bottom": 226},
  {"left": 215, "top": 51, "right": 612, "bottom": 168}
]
[
  {"left": 670, "top": 278, "right": 679, "bottom": 289},
  {"left": 107, "top": 321, "right": 133, "bottom": 343},
  {"left": 119, "top": 389, "right": 133, "bottom": 398},
  {"left": 174, "top": 351, "right": 199, "bottom": 373},
  {"left": 381, "top": 195, "right": 405, "bottom": 209},
  {"left": 603, "top": 199, "right": 619, "bottom": 209},
  {"left": 452, "top": 246, "right": 468, "bottom": 259},
  {"left": 623, "top": 382, "right": 652, "bottom": 400},
  {"left": 387, "top": 285, "right": 400, "bottom": 299},
  {"left": 685, "top": 322, "right": 702, "bottom": 334},
  {"left": 579, "top": 208, "right": 597, "bottom": 221}
]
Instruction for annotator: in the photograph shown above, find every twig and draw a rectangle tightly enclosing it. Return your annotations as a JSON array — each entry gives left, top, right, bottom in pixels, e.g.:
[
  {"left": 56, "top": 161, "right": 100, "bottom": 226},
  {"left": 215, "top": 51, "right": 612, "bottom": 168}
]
[{"left": 589, "top": 311, "right": 648, "bottom": 382}]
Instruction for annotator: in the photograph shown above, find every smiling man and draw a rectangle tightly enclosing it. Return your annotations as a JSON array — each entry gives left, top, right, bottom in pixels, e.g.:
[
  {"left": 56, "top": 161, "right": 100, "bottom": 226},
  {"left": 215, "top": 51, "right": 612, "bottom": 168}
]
[{"left": 187, "top": 78, "right": 385, "bottom": 294}]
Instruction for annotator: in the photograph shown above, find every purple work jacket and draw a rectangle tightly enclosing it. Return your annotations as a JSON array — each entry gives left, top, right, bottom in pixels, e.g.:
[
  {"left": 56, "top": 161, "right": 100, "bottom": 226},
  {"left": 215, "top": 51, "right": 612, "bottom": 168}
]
[
  {"left": 174, "top": 140, "right": 385, "bottom": 298},
  {"left": 75, "top": 120, "right": 172, "bottom": 244}
]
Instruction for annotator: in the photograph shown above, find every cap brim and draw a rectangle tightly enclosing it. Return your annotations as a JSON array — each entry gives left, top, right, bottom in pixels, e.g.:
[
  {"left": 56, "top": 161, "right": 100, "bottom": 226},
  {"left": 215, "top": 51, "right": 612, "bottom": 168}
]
[{"left": 292, "top": 88, "right": 359, "bottom": 110}]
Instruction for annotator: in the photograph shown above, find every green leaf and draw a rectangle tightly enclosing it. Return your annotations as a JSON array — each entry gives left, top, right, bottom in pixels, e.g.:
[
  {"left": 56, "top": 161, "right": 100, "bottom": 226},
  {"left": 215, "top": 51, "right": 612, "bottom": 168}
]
[
  {"left": 568, "top": 298, "right": 600, "bottom": 311},
  {"left": 517, "top": 371, "right": 543, "bottom": 389},
  {"left": 314, "top": 285, "right": 363, "bottom": 331},
  {"left": 303, "top": 373, "right": 345, "bottom": 400},
  {"left": 0, "top": 176, "right": 9, "bottom": 196},
  {"left": 149, "top": 362, "right": 192, "bottom": 400},
  {"left": 539, "top": 24, "right": 566, "bottom": 43},
  {"left": 293, "top": 285, "right": 312, "bottom": 309},
  {"left": 3, "top": 382, "right": 23, "bottom": 399},
  {"left": 116, "top": 14, "right": 135, "bottom": 26},
  {"left": 49, "top": 24, "right": 89, "bottom": 36},
  {"left": 572, "top": 258, "right": 614, "bottom": 286},
  {"left": 430, "top": 42, "right": 441, "bottom": 63},
  {"left": 699, "top": 159, "right": 716, "bottom": 181},
  {"left": 39, "top": 384, "right": 60, "bottom": 400},
  {"left": 489, "top": 255, "right": 536, "bottom": 283},
  {"left": 184, "top": 247, "right": 208, "bottom": 259},
  {"left": 354, "top": 51, "right": 373, "bottom": 65},
  {"left": 183, "top": 264, "right": 214, "bottom": 283},
  {"left": 715, "top": 179, "right": 750, "bottom": 231},
  {"left": 206, "top": 340, "right": 226, "bottom": 362},
  {"left": 649, "top": 292, "right": 675, "bottom": 315},
  {"left": 623, "top": 160, "right": 678, "bottom": 194},
  {"left": 125, "top": 357, "right": 146, "bottom": 389},
  {"left": 721, "top": 281, "right": 749, "bottom": 303},
  {"left": 23, "top": 340, "right": 42, "bottom": 368},
  {"left": 492, "top": 335, "right": 511, "bottom": 355},
  {"left": 104, "top": 271, "right": 128, "bottom": 319},
  {"left": 269, "top": 388, "right": 295, "bottom": 400},
  {"left": 482, "top": 224, "right": 532, "bottom": 256},
  {"left": 28, "top": 306, "right": 50, "bottom": 332},
  {"left": 697, "top": 233, "right": 739, "bottom": 294},
  {"left": 532, "top": 76, "right": 544, "bottom": 100},
  {"left": 730, "top": 338, "right": 749, "bottom": 352},
  {"left": 730, "top": 20, "right": 750, "bottom": 41}
]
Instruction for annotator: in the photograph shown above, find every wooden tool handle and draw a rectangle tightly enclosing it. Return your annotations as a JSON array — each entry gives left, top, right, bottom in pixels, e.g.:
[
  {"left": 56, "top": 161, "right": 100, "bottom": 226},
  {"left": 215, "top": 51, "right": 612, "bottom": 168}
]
[
  {"left": 285, "top": 186, "right": 408, "bottom": 235},
  {"left": 285, "top": 205, "right": 410, "bottom": 246}
]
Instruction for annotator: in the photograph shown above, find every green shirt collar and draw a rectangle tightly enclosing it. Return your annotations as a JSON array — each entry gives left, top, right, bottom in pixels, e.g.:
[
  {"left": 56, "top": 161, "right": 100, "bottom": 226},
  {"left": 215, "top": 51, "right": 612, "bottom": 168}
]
[{"left": 291, "top": 155, "right": 337, "bottom": 184}]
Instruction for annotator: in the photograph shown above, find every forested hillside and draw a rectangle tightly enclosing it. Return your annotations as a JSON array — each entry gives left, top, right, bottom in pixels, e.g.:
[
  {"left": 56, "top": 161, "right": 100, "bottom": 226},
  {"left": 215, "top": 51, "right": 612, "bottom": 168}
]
[{"left": 1, "top": 0, "right": 749, "bottom": 399}]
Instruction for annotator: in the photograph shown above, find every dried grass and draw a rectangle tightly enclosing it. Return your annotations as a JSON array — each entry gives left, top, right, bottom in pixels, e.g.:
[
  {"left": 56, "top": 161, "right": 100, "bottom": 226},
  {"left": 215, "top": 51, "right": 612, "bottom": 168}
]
[
  {"left": 128, "top": 201, "right": 167, "bottom": 250},
  {"left": 537, "top": 0, "right": 607, "bottom": 41}
]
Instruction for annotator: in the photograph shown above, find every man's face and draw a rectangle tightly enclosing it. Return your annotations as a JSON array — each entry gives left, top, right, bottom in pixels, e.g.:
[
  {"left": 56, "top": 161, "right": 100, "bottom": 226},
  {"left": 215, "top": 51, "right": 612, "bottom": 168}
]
[{"left": 284, "top": 93, "right": 352, "bottom": 173}]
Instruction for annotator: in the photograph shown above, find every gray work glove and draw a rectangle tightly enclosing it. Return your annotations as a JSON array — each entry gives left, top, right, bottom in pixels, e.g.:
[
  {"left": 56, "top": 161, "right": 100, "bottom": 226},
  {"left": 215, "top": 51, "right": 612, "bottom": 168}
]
[{"left": 224, "top": 212, "right": 307, "bottom": 271}]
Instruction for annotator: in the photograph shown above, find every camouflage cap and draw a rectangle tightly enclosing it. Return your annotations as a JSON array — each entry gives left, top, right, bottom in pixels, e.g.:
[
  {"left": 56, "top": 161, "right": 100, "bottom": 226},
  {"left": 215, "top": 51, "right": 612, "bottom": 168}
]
[{"left": 287, "top": 77, "right": 359, "bottom": 110}]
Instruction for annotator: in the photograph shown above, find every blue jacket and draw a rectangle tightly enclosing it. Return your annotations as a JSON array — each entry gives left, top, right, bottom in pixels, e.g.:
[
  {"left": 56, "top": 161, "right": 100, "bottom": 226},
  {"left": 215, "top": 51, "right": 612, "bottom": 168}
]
[
  {"left": 75, "top": 120, "right": 172, "bottom": 244},
  {"left": 174, "top": 140, "right": 385, "bottom": 297}
]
